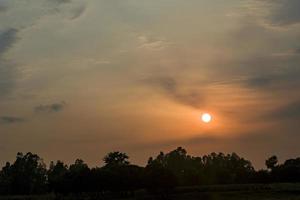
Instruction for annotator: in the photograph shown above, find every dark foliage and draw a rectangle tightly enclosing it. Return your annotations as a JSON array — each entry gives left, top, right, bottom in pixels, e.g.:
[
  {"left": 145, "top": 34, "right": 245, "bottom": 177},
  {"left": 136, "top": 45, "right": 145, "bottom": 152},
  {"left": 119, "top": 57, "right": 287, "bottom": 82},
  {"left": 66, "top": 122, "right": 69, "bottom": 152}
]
[
  {"left": 0, "top": 152, "right": 47, "bottom": 195},
  {"left": 0, "top": 147, "right": 300, "bottom": 196}
]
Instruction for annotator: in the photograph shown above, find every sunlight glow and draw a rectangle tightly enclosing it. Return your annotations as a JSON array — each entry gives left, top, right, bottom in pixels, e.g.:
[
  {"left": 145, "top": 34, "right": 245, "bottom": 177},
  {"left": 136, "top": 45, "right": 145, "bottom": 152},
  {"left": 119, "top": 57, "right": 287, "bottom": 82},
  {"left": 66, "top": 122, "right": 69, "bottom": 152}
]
[{"left": 201, "top": 113, "right": 212, "bottom": 123}]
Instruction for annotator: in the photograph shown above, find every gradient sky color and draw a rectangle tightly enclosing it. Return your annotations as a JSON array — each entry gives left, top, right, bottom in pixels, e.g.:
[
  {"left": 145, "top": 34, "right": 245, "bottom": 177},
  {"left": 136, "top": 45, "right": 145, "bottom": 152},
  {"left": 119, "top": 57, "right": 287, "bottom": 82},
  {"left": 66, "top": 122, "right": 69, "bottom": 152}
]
[{"left": 0, "top": 0, "right": 300, "bottom": 168}]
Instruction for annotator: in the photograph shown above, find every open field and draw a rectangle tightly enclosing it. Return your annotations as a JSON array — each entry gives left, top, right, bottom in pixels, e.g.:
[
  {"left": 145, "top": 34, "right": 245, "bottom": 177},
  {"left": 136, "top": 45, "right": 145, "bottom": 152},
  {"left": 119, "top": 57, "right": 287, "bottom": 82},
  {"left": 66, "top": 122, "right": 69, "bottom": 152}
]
[{"left": 1, "top": 183, "right": 300, "bottom": 200}]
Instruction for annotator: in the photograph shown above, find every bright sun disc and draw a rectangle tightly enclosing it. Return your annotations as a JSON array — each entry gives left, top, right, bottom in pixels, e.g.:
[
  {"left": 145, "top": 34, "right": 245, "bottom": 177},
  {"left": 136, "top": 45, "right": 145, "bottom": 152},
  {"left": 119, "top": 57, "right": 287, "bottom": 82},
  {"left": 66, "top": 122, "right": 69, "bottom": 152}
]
[{"left": 201, "top": 113, "right": 212, "bottom": 123}]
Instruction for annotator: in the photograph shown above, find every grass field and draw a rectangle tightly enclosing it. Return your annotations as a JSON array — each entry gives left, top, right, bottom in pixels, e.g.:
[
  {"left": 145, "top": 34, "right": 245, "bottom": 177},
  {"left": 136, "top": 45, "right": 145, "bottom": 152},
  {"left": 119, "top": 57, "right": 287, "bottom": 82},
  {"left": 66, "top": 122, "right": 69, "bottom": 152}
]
[{"left": 1, "top": 183, "right": 300, "bottom": 200}]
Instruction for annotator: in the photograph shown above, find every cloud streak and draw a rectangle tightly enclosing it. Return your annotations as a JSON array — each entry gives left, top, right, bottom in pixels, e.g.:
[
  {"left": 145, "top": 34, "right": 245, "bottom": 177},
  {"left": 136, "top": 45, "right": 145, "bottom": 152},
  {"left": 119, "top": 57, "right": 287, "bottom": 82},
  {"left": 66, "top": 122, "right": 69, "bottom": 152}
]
[
  {"left": 266, "top": 100, "right": 300, "bottom": 121},
  {"left": 0, "top": 2, "right": 7, "bottom": 13},
  {"left": 34, "top": 102, "right": 67, "bottom": 113},
  {"left": 0, "top": 0, "right": 87, "bottom": 98},
  {"left": 0, "top": 29, "right": 18, "bottom": 56},
  {"left": 266, "top": 0, "right": 300, "bottom": 26},
  {"left": 0, "top": 29, "right": 18, "bottom": 98},
  {"left": 144, "top": 76, "right": 204, "bottom": 109},
  {"left": 68, "top": 3, "right": 86, "bottom": 20},
  {"left": 138, "top": 35, "right": 169, "bottom": 51},
  {"left": 0, "top": 116, "right": 24, "bottom": 124},
  {"left": 249, "top": 0, "right": 300, "bottom": 26},
  {"left": 51, "top": 0, "right": 72, "bottom": 4}
]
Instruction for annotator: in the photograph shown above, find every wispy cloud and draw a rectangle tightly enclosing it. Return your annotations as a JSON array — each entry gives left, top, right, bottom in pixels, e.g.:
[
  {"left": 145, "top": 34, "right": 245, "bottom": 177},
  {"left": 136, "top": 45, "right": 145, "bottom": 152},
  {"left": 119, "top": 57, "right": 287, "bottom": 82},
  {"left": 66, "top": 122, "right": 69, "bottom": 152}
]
[
  {"left": 138, "top": 35, "right": 169, "bottom": 51},
  {"left": 143, "top": 76, "right": 204, "bottom": 109},
  {"left": 51, "top": 0, "right": 72, "bottom": 4},
  {"left": 248, "top": 0, "right": 300, "bottom": 27},
  {"left": 0, "top": 2, "right": 7, "bottom": 13},
  {"left": 0, "top": 29, "right": 18, "bottom": 98},
  {"left": 266, "top": 100, "right": 300, "bottom": 121},
  {"left": 0, "top": 116, "right": 24, "bottom": 124},
  {"left": 0, "top": 29, "right": 18, "bottom": 57},
  {"left": 266, "top": 0, "right": 300, "bottom": 26},
  {"left": 35, "top": 101, "right": 67, "bottom": 113},
  {"left": 68, "top": 3, "right": 86, "bottom": 20},
  {"left": 0, "top": 0, "right": 88, "bottom": 98}
]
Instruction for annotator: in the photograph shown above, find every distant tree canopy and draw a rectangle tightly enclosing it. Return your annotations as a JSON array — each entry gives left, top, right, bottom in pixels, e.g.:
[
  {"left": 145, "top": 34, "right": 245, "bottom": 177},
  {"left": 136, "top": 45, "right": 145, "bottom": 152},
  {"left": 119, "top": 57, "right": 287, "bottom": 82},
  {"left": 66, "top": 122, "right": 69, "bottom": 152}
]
[
  {"left": 266, "top": 155, "right": 278, "bottom": 170},
  {"left": 147, "top": 147, "right": 254, "bottom": 185},
  {"left": 0, "top": 147, "right": 300, "bottom": 196},
  {"left": 0, "top": 152, "right": 47, "bottom": 195},
  {"left": 103, "top": 151, "right": 130, "bottom": 167}
]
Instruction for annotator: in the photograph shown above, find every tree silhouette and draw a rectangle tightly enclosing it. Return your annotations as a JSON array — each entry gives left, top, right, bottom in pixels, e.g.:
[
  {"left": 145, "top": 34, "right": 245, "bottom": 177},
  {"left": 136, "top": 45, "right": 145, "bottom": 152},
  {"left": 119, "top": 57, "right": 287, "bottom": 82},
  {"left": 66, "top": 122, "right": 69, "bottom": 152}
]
[
  {"left": 101, "top": 152, "right": 145, "bottom": 196},
  {"left": 272, "top": 158, "right": 300, "bottom": 182},
  {"left": 0, "top": 152, "right": 47, "bottom": 195},
  {"left": 145, "top": 160, "right": 177, "bottom": 195},
  {"left": 103, "top": 151, "right": 130, "bottom": 167},
  {"left": 48, "top": 160, "right": 68, "bottom": 194},
  {"left": 66, "top": 159, "right": 90, "bottom": 193},
  {"left": 147, "top": 147, "right": 202, "bottom": 185},
  {"left": 266, "top": 156, "right": 278, "bottom": 170},
  {"left": 0, "top": 148, "right": 300, "bottom": 196}
]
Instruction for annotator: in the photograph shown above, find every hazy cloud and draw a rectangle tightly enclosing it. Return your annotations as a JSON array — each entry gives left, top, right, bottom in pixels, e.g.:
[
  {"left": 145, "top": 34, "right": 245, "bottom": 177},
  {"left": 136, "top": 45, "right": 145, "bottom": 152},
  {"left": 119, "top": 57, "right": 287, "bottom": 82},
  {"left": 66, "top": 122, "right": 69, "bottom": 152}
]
[
  {"left": 51, "top": 0, "right": 87, "bottom": 20},
  {"left": 243, "top": 66, "right": 300, "bottom": 90},
  {"left": 294, "top": 48, "right": 300, "bottom": 54},
  {"left": 68, "top": 3, "right": 86, "bottom": 20},
  {"left": 267, "top": 100, "right": 300, "bottom": 120},
  {"left": 51, "top": 0, "right": 72, "bottom": 4},
  {"left": 266, "top": 0, "right": 300, "bottom": 26},
  {"left": 250, "top": 0, "right": 300, "bottom": 26},
  {"left": 0, "top": 0, "right": 86, "bottom": 97},
  {"left": 244, "top": 76, "right": 273, "bottom": 88},
  {"left": 0, "top": 0, "right": 85, "bottom": 30},
  {"left": 138, "top": 35, "right": 169, "bottom": 51},
  {"left": 0, "top": 0, "right": 300, "bottom": 168},
  {"left": 0, "top": 116, "right": 24, "bottom": 124},
  {"left": 0, "top": 29, "right": 18, "bottom": 57},
  {"left": 35, "top": 102, "right": 66, "bottom": 113},
  {"left": 0, "top": 29, "right": 18, "bottom": 98},
  {"left": 0, "top": 3, "right": 7, "bottom": 13},
  {"left": 218, "top": 51, "right": 300, "bottom": 91},
  {"left": 144, "top": 76, "right": 204, "bottom": 109},
  {"left": 212, "top": 70, "right": 300, "bottom": 94}
]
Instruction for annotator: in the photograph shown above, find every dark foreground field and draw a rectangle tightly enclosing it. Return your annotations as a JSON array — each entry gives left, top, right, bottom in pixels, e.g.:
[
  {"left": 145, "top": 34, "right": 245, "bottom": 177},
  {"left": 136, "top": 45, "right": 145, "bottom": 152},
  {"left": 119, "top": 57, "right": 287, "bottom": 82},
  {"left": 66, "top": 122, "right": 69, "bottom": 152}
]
[{"left": 1, "top": 183, "right": 300, "bottom": 200}]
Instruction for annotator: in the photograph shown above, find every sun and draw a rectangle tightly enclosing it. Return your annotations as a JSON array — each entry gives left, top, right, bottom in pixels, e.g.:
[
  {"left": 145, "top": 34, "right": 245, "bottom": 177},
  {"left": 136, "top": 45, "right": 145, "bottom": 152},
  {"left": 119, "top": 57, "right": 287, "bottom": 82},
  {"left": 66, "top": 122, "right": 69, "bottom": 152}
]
[{"left": 201, "top": 113, "right": 212, "bottom": 123}]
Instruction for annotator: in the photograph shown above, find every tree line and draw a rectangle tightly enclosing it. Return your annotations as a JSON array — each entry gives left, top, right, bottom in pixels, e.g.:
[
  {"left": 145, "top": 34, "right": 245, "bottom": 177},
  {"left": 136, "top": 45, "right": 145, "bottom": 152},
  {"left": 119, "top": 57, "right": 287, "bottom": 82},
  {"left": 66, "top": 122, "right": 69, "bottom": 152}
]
[{"left": 0, "top": 147, "right": 299, "bottom": 196}]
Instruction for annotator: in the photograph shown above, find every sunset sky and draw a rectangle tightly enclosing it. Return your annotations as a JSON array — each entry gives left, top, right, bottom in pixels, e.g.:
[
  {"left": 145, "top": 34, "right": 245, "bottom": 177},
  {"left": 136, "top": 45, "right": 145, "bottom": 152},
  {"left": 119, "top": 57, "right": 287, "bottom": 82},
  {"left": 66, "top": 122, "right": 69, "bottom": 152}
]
[{"left": 0, "top": 0, "right": 300, "bottom": 168}]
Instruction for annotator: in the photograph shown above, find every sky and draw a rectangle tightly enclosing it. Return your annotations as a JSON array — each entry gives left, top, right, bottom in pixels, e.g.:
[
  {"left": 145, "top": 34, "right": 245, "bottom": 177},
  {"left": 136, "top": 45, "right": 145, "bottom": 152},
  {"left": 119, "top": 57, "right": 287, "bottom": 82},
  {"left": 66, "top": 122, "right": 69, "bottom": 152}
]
[{"left": 0, "top": 0, "right": 300, "bottom": 169}]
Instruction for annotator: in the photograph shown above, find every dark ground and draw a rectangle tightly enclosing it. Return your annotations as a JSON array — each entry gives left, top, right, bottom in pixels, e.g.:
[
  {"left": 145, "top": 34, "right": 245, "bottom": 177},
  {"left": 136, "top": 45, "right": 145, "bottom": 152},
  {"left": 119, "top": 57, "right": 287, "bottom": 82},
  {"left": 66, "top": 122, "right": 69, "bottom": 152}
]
[{"left": 1, "top": 183, "right": 300, "bottom": 200}]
